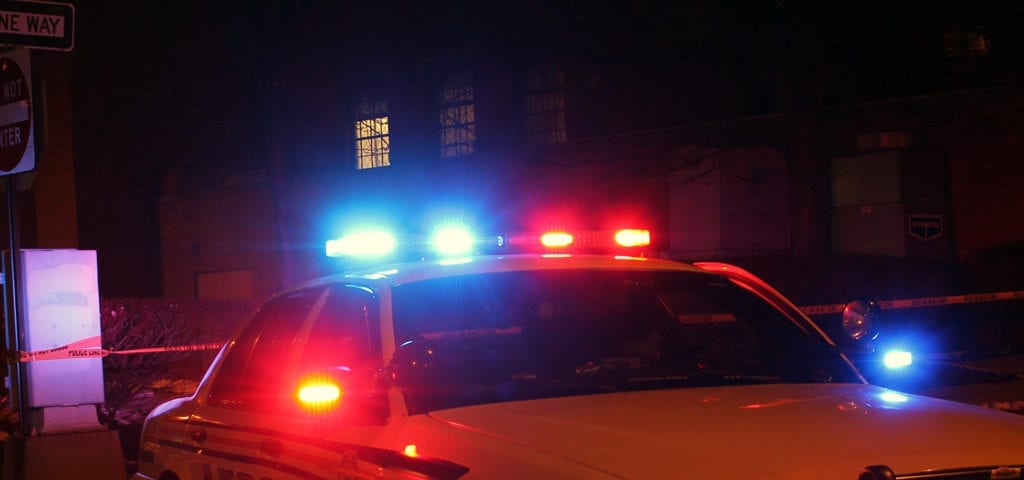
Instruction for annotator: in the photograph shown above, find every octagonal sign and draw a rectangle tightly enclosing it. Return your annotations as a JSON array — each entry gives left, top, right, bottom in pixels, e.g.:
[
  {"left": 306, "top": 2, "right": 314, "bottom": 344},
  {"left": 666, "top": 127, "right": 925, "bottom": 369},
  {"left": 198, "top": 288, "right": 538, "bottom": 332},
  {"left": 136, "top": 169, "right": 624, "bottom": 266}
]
[{"left": 0, "top": 48, "right": 33, "bottom": 175}]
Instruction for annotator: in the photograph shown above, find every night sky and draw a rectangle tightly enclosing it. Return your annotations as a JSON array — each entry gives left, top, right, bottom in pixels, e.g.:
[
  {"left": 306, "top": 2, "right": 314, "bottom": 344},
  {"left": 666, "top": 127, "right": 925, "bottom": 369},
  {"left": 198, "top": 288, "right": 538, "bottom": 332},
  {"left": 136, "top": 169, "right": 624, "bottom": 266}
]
[{"left": 69, "top": 1, "right": 1024, "bottom": 168}]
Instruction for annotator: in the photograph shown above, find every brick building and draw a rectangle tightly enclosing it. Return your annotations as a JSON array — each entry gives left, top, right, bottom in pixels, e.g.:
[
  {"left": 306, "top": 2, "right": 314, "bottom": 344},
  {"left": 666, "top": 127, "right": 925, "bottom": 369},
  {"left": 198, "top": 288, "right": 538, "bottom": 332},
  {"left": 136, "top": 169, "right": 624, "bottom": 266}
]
[
  {"left": 154, "top": 80, "right": 1024, "bottom": 304},
  {"left": 52, "top": 3, "right": 1024, "bottom": 305},
  {"left": 158, "top": 169, "right": 282, "bottom": 300}
]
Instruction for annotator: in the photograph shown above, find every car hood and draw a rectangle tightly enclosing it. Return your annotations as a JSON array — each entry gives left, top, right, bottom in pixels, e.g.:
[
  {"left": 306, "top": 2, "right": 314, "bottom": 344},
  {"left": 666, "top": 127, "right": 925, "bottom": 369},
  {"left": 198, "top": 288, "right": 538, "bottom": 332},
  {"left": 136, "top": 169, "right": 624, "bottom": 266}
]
[{"left": 425, "top": 383, "right": 1024, "bottom": 479}]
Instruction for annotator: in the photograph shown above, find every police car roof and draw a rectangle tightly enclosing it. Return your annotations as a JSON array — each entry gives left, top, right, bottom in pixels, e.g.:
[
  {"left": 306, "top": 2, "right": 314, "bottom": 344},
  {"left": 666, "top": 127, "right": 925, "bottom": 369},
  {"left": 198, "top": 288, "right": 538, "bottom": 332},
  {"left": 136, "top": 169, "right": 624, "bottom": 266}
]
[{"left": 310, "top": 254, "right": 708, "bottom": 288}]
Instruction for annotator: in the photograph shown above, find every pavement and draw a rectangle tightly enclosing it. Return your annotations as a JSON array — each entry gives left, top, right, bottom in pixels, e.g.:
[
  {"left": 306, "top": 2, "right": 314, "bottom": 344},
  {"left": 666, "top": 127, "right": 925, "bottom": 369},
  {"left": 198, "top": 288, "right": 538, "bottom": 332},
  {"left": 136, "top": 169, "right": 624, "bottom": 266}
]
[
  {"left": 906, "top": 352, "right": 1024, "bottom": 415},
  {"left": 950, "top": 352, "right": 1024, "bottom": 375}
]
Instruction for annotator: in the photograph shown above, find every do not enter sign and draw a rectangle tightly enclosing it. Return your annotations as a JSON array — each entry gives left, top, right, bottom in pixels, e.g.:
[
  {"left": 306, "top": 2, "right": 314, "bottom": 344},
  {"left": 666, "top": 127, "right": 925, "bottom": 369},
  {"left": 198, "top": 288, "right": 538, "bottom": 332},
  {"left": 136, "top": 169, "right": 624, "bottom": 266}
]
[{"left": 0, "top": 48, "right": 34, "bottom": 175}]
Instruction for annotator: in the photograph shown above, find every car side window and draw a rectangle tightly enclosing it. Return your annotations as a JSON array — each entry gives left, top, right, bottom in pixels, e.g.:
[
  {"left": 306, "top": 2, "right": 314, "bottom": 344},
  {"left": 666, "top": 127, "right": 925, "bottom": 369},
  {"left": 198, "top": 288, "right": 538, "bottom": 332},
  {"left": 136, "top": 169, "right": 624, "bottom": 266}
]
[
  {"left": 207, "top": 287, "right": 326, "bottom": 409},
  {"left": 297, "top": 285, "right": 382, "bottom": 381}
]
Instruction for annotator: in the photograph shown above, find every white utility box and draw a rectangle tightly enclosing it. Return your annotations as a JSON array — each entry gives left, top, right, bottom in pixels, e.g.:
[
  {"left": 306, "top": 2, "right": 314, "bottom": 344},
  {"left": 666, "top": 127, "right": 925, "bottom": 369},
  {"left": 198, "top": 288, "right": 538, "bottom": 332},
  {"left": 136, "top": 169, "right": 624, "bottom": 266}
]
[{"left": 17, "top": 249, "right": 104, "bottom": 432}]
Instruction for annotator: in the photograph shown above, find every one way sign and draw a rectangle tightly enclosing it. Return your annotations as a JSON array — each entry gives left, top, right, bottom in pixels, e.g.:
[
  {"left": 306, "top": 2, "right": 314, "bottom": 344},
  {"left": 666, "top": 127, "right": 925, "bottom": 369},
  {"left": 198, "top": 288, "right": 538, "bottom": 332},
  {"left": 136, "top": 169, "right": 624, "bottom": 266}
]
[{"left": 0, "top": 1, "right": 74, "bottom": 51}]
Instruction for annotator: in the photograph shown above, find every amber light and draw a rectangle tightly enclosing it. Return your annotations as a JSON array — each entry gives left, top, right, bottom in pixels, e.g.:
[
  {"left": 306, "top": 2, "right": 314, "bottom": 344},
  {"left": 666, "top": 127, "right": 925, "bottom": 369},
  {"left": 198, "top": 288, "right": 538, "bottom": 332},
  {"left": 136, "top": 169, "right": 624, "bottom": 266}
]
[
  {"left": 297, "top": 381, "right": 342, "bottom": 408},
  {"left": 614, "top": 229, "right": 650, "bottom": 247},
  {"left": 540, "top": 231, "right": 574, "bottom": 248}
]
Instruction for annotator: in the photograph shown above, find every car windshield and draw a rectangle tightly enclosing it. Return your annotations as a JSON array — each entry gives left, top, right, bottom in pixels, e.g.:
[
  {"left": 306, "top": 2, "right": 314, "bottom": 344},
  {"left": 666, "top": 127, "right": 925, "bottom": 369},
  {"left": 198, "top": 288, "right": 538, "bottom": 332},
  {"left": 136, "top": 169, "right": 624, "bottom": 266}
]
[{"left": 391, "top": 268, "right": 860, "bottom": 412}]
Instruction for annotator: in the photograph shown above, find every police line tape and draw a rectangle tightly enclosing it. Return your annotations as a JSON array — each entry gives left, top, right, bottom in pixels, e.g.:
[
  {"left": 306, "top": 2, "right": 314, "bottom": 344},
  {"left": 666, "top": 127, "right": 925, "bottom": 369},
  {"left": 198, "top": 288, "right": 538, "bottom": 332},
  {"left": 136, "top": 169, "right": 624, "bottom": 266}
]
[
  {"left": 9, "top": 289, "right": 1024, "bottom": 362},
  {"left": 12, "top": 335, "right": 224, "bottom": 363},
  {"left": 800, "top": 289, "right": 1024, "bottom": 316}
]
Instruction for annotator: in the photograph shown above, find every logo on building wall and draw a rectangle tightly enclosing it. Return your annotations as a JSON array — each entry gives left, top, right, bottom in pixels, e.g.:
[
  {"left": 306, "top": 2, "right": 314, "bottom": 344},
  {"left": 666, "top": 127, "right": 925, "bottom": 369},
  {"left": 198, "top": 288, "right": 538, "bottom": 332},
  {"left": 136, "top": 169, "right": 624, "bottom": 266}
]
[{"left": 908, "top": 214, "right": 943, "bottom": 241}]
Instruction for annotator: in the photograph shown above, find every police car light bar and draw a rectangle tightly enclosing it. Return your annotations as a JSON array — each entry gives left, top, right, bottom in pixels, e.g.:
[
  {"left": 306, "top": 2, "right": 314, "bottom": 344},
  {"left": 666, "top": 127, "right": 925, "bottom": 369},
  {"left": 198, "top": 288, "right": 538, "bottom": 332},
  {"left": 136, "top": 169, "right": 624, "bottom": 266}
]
[{"left": 326, "top": 227, "right": 650, "bottom": 258}]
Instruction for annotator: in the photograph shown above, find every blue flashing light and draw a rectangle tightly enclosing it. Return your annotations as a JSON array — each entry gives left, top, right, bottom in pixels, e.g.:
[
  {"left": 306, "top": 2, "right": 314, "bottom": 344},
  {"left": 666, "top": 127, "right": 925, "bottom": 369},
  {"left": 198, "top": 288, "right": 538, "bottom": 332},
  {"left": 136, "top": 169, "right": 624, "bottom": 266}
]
[
  {"left": 433, "top": 227, "right": 475, "bottom": 255},
  {"left": 326, "top": 231, "right": 396, "bottom": 257},
  {"left": 883, "top": 350, "right": 913, "bottom": 370}
]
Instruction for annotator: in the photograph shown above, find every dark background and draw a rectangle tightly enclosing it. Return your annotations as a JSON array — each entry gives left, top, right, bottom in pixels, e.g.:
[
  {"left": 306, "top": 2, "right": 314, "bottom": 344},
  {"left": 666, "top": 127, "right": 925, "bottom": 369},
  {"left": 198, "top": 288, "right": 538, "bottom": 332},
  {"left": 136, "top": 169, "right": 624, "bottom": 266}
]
[{"left": 63, "top": 1, "right": 1024, "bottom": 297}]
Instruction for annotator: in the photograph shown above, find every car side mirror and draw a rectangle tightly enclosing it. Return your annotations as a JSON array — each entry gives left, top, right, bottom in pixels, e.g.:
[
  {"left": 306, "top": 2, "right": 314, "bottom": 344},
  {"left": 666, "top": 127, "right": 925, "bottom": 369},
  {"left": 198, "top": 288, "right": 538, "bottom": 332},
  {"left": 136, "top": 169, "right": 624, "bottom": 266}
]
[{"left": 840, "top": 298, "right": 881, "bottom": 345}]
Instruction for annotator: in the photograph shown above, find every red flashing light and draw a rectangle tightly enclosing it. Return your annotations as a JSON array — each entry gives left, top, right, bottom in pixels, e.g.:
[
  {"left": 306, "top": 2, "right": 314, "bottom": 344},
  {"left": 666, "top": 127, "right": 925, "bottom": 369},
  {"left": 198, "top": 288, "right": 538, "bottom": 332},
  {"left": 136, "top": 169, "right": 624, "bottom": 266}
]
[
  {"left": 510, "top": 228, "right": 651, "bottom": 252},
  {"left": 297, "top": 379, "right": 342, "bottom": 411},
  {"left": 614, "top": 229, "right": 650, "bottom": 247}
]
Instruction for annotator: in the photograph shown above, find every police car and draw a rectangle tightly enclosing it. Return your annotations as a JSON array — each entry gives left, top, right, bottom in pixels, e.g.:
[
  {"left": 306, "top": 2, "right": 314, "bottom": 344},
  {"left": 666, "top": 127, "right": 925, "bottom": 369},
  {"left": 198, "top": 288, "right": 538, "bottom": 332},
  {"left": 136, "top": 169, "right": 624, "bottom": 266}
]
[{"left": 133, "top": 227, "right": 1024, "bottom": 479}]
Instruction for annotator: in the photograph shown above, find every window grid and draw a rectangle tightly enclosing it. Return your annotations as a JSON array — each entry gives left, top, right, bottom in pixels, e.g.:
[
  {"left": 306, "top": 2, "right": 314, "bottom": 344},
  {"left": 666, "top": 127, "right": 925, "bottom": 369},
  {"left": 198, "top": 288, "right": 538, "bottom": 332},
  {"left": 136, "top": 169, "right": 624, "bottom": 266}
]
[
  {"left": 355, "top": 117, "right": 390, "bottom": 169},
  {"left": 525, "top": 66, "right": 567, "bottom": 145},
  {"left": 355, "top": 98, "right": 390, "bottom": 170},
  {"left": 439, "top": 72, "right": 476, "bottom": 158}
]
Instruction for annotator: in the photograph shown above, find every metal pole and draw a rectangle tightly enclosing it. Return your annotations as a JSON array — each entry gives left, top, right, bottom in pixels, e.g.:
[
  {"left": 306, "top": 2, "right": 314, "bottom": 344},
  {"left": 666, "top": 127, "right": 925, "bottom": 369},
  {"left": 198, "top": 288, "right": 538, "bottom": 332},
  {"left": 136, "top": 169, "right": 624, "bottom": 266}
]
[{"left": 3, "top": 175, "right": 24, "bottom": 433}]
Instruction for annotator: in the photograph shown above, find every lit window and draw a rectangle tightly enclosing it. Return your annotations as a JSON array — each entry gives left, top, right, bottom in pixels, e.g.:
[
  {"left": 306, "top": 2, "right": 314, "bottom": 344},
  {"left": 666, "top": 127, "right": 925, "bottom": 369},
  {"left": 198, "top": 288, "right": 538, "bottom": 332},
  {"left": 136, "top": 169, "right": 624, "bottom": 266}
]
[
  {"left": 525, "top": 65, "right": 566, "bottom": 145},
  {"left": 355, "top": 97, "right": 390, "bottom": 169},
  {"left": 439, "top": 71, "right": 476, "bottom": 158}
]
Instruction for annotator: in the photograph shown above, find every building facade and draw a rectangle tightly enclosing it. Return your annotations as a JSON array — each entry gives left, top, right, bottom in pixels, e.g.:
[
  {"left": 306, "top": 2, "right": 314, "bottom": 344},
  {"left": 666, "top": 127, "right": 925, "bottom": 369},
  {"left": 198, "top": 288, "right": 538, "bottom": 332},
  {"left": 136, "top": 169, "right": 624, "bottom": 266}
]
[{"left": 156, "top": 74, "right": 1024, "bottom": 303}]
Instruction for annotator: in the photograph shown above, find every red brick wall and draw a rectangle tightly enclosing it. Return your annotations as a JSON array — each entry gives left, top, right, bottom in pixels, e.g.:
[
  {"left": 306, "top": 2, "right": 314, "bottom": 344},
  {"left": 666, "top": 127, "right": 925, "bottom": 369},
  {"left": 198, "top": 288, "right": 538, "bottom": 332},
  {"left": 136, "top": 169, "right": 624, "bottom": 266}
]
[
  {"left": 31, "top": 52, "right": 79, "bottom": 248},
  {"left": 942, "top": 125, "right": 1024, "bottom": 262},
  {"left": 159, "top": 179, "right": 282, "bottom": 301}
]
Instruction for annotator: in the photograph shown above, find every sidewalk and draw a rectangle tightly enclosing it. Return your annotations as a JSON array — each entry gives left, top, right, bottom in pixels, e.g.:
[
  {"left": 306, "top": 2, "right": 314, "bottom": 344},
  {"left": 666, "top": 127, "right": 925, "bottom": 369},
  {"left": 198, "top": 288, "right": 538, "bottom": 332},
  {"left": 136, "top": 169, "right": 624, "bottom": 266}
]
[
  {"left": 947, "top": 352, "right": 1024, "bottom": 376},
  {"left": 916, "top": 352, "right": 1024, "bottom": 415}
]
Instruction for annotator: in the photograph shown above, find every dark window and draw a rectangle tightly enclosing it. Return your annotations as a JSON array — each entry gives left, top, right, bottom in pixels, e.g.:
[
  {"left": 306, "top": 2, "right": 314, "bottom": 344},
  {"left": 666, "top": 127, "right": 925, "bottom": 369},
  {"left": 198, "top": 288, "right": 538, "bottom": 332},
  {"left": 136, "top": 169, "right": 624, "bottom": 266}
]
[
  {"left": 524, "top": 65, "right": 567, "bottom": 145},
  {"left": 391, "top": 270, "right": 859, "bottom": 413},
  {"left": 207, "top": 285, "right": 383, "bottom": 415},
  {"left": 293, "top": 285, "right": 385, "bottom": 423},
  {"left": 297, "top": 285, "right": 382, "bottom": 376},
  {"left": 207, "top": 288, "right": 325, "bottom": 409},
  {"left": 439, "top": 71, "right": 476, "bottom": 158}
]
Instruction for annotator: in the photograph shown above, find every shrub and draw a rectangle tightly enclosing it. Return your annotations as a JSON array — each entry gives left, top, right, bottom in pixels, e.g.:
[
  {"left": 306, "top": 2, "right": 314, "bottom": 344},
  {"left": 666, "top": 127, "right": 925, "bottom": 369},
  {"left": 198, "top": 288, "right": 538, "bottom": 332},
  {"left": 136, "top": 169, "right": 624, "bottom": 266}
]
[{"left": 99, "top": 298, "right": 253, "bottom": 426}]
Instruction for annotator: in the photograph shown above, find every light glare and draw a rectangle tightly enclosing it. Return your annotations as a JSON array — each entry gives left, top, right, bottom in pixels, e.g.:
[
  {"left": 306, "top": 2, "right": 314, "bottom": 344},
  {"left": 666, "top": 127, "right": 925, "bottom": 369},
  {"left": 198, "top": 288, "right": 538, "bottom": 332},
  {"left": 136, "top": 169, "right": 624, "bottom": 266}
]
[
  {"left": 433, "top": 227, "right": 474, "bottom": 255},
  {"left": 297, "top": 382, "right": 341, "bottom": 405},
  {"left": 326, "top": 231, "right": 396, "bottom": 257},
  {"left": 438, "top": 257, "right": 472, "bottom": 266},
  {"left": 879, "top": 391, "right": 909, "bottom": 404},
  {"left": 540, "top": 231, "right": 574, "bottom": 248},
  {"left": 614, "top": 229, "right": 651, "bottom": 247},
  {"left": 883, "top": 350, "right": 913, "bottom": 369}
]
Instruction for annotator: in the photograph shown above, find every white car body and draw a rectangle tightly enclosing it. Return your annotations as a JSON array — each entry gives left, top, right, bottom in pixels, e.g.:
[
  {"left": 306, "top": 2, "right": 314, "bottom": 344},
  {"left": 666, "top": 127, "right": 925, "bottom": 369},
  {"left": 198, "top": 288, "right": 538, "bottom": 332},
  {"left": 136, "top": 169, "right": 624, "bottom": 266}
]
[{"left": 133, "top": 255, "right": 1024, "bottom": 480}]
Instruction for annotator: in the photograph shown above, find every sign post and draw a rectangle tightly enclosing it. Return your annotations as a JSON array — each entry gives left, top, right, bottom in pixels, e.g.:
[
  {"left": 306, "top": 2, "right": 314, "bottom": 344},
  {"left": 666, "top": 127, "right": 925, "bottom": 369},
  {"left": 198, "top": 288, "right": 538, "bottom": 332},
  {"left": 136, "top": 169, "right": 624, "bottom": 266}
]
[
  {"left": 0, "top": 47, "right": 33, "bottom": 441},
  {"left": 0, "top": 5, "right": 123, "bottom": 479}
]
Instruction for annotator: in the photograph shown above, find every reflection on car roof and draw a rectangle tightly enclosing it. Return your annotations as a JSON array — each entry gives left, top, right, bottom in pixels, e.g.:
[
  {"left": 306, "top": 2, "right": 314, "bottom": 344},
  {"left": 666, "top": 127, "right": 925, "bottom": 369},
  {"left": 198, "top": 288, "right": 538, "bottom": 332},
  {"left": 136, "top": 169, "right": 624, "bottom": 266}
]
[{"left": 338, "top": 254, "right": 708, "bottom": 286}]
